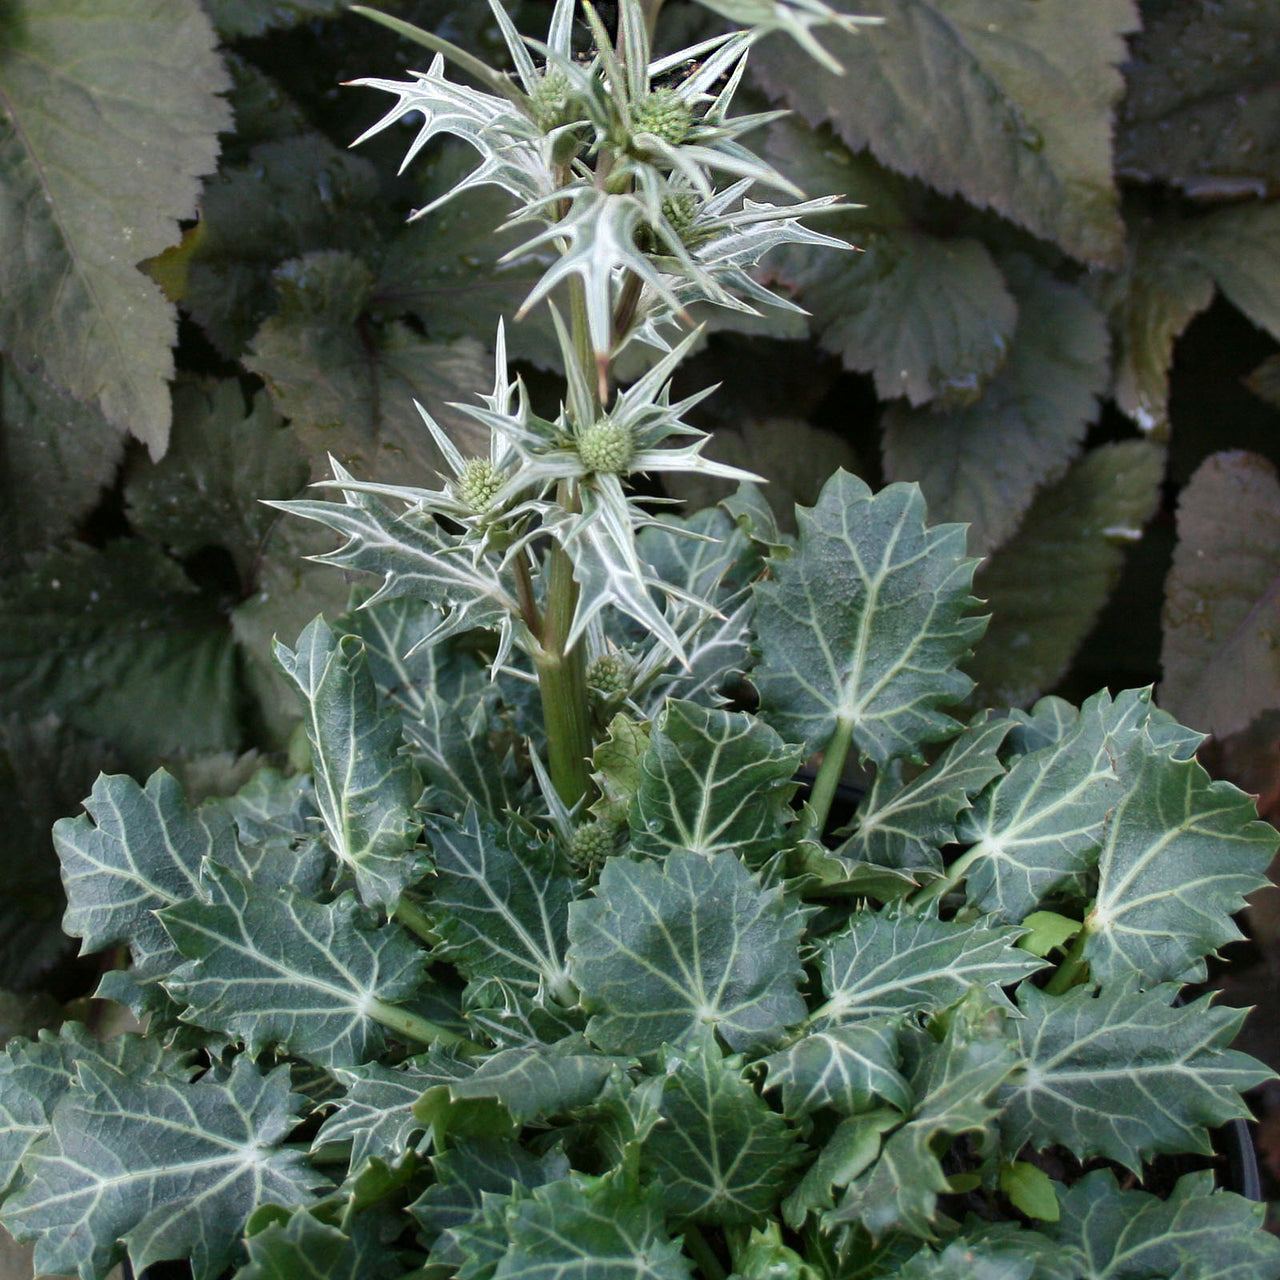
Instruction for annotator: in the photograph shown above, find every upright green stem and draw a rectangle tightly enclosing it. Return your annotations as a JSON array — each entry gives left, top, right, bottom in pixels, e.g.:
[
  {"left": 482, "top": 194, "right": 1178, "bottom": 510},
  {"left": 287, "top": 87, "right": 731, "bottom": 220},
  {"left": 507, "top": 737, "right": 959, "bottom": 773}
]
[
  {"left": 799, "top": 716, "right": 855, "bottom": 842},
  {"left": 683, "top": 1225, "right": 727, "bottom": 1280},
  {"left": 393, "top": 895, "right": 435, "bottom": 945},
  {"left": 536, "top": 484, "right": 593, "bottom": 808},
  {"left": 1044, "top": 926, "right": 1092, "bottom": 995}
]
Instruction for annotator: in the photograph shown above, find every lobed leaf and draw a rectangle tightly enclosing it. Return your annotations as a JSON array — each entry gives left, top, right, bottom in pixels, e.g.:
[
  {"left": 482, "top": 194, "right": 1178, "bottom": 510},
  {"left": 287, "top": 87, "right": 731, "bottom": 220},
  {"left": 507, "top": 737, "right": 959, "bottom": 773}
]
[
  {"left": 2, "top": 1057, "right": 317, "bottom": 1280},
  {"left": 234, "top": 1207, "right": 401, "bottom": 1280},
  {"left": 275, "top": 617, "right": 424, "bottom": 910},
  {"left": 1002, "top": 982, "right": 1270, "bottom": 1173},
  {"left": 569, "top": 849, "right": 807, "bottom": 1055},
  {"left": 160, "top": 863, "right": 430, "bottom": 1068},
  {"left": 630, "top": 700, "right": 800, "bottom": 863},
  {"left": 753, "top": 469, "right": 984, "bottom": 765},
  {"left": 1083, "top": 734, "right": 1279, "bottom": 984},
  {"left": 761, "top": 1018, "right": 911, "bottom": 1117},
  {"left": 1050, "top": 1169, "right": 1280, "bottom": 1280},
  {"left": 427, "top": 808, "right": 576, "bottom": 1003},
  {"left": 639, "top": 1036, "right": 805, "bottom": 1226}
]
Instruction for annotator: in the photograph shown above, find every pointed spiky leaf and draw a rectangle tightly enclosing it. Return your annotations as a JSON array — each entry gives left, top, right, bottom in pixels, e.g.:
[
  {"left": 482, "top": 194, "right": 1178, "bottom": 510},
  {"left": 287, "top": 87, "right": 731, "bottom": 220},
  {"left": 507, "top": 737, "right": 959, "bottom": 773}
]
[
  {"left": 630, "top": 701, "right": 800, "bottom": 863},
  {"left": 753, "top": 469, "right": 984, "bottom": 766},
  {"left": 444, "top": 1047, "right": 618, "bottom": 1126},
  {"left": 569, "top": 850, "right": 806, "bottom": 1055},
  {"left": 235, "top": 1207, "right": 401, "bottom": 1280},
  {"left": 639, "top": 1037, "right": 804, "bottom": 1226},
  {"left": 1002, "top": 982, "right": 1269, "bottom": 1173},
  {"left": 0, "top": 0, "right": 231, "bottom": 455},
  {"left": 1083, "top": 735, "right": 1278, "bottom": 984},
  {"left": 816, "top": 910, "right": 1043, "bottom": 1024},
  {"left": 1, "top": 1058, "right": 316, "bottom": 1280},
  {"left": 275, "top": 617, "right": 423, "bottom": 910},
  {"left": 159, "top": 863, "right": 429, "bottom": 1068}
]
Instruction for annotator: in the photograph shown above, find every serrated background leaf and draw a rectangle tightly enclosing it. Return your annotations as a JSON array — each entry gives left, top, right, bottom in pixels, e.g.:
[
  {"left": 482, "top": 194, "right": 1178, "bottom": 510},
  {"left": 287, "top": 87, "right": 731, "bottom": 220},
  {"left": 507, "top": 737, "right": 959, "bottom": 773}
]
[
  {"left": 275, "top": 617, "right": 423, "bottom": 909},
  {"left": 1002, "top": 982, "right": 1268, "bottom": 1172},
  {"left": 883, "top": 258, "right": 1111, "bottom": 558},
  {"left": 751, "top": 0, "right": 1137, "bottom": 265},
  {"left": 234, "top": 1207, "right": 401, "bottom": 1280},
  {"left": 630, "top": 701, "right": 799, "bottom": 863},
  {"left": 0, "top": 0, "right": 230, "bottom": 455},
  {"left": 569, "top": 850, "right": 806, "bottom": 1055},
  {"left": 753, "top": 469, "right": 984, "bottom": 765},
  {"left": 2, "top": 1058, "right": 316, "bottom": 1280},
  {"left": 161, "top": 864, "right": 429, "bottom": 1067},
  {"left": 966, "top": 442, "right": 1164, "bottom": 710},
  {"left": 1160, "top": 450, "right": 1280, "bottom": 738},
  {"left": 761, "top": 1019, "right": 911, "bottom": 1117}
]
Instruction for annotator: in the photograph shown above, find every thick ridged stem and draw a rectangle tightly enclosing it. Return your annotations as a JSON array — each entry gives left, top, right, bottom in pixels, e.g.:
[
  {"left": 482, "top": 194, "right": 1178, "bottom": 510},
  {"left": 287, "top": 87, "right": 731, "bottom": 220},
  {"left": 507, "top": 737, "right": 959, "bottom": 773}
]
[{"left": 798, "top": 716, "right": 855, "bottom": 842}]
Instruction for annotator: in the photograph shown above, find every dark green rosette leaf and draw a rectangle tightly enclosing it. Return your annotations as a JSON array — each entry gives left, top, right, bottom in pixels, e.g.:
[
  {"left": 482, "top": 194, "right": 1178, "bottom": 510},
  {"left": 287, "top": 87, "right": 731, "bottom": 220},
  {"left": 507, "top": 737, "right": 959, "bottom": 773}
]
[
  {"left": 444, "top": 1046, "right": 619, "bottom": 1126},
  {"left": 882, "top": 259, "right": 1111, "bottom": 558},
  {"left": 761, "top": 118, "right": 1018, "bottom": 409},
  {"left": 750, "top": 0, "right": 1137, "bottom": 266},
  {"left": 1050, "top": 1169, "right": 1280, "bottom": 1279},
  {"left": 568, "top": 850, "right": 807, "bottom": 1056},
  {"left": 427, "top": 807, "right": 576, "bottom": 1005},
  {"left": 1, "top": 1057, "right": 318, "bottom": 1280},
  {"left": 957, "top": 687, "right": 1162, "bottom": 924},
  {"left": 1001, "top": 982, "right": 1269, "bottom": 1173},
  {"left": 761, "top": 1018, "right": 911, "bottom": 1118},
  {"left": 753, "top": 469, "right": 984, "bottom": 766},
  {"left": 0, "top": 0, "right": 231, "bottom": 455},
  {"left": 1083, "top": 734, "right": 1278, "bottom": 984},
  {"left": 814, "top": 910, "right": 1043, "bottom": 1025},
  {"left": 821, "top": 992, "right": 1022, "bottom": 1240},
  {"left": 124, "top": 379, "right": 309, "bottom": 585},
  {"left": 0, "top": 541, "right": 240, "bottom": 771},
  {"left": 246, "top": 250, "right": 490, "bottom": 482},
  {"left": 312, "top": 1051, "right": 475, "bottom": 1177},
  {"left": 965, "top": 442, "right": 1164, "bottom": 710},
  {"left": 411, "top": 1140, "right": 571, "bottom": 1270},
  {"left": 630, "top": 701, "right": 800, "bottom": 863},
  {"left": 895, "top": 1229, "right": 1078, "bottom": 1280},
  {"left": 54, "top": 770, "right": 245, "bottom": 979},
  {"left": 839, "top": 715, "right": 1012, "bottom": 874},
  {"left": 159, "top": 863, "right": 430, "bottom": 1068},
  {"left": 0, "top": 1025, "right": 188, "bottom": 1197},
  {"left": 453, "top": 1168, "right": 693, "bottom": 1280},
  {"left": 1160, "top": 451, "right": 1280, "bottom": 739},
  {"left": 234, "top": 1207, "right": 401, "bottom": 1280},
  {"left": 275, "top": 617, "right": 424, "bottom": 910},
  {"left": 638, "top": 1035, "right": 804, "bottom": 1227},
  {"left": 1116, "top": 0, "right": 1280, "bottom": 198},
  {"left": 0, "top": 361, "right": 122, "bottom": 567},
  {"left": 206, "top": 0, "right": 347, "bottom": 38}
]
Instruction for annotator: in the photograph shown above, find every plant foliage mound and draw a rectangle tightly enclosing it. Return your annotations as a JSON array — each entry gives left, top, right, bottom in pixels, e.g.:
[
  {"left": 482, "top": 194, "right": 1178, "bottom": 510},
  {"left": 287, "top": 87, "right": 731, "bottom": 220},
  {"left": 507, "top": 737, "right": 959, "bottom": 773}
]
[{"left": 2, "top": 2, "right": 1279, "bottom": 1279}]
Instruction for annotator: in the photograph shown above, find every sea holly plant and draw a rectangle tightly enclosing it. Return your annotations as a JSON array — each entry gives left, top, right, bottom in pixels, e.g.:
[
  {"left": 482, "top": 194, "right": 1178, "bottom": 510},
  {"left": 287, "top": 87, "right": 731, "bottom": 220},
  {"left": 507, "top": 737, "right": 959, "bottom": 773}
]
[{"left": 2, "top": 3, "right": 1280, "bottom": 1279}]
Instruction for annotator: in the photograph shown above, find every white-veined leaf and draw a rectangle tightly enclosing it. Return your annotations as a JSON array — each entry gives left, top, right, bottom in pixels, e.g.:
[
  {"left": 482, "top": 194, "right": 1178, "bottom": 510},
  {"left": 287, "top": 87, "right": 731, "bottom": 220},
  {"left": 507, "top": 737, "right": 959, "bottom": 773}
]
[
  {"left": 568, "top": 850, "right": 806, "bottom": 1056},
  {"left": 1083, "top": 734, "right": 1278, "bottom": 983},
  {"left": 815, "top": 910, "right": 1043, "bottom": 1024},
  {"left": 1, "top": 1057, "right": 318, "bottom": 1280},
  {"left": 761, "top": 1018, "right": 911, "bottom": 1118},
  {"left": 275, "top": 617, "right": 424, "bottom": 910},
  {"left": 159, "top": 863, "right": 430, "bottom": 1068},
  {"left": 427, "top": 808, "right": 577, "bottom": 1005},
  {"left": 1002, "top": 981, "right": 1269, "bottom": 1172},
  {"left": 630, "top": 700, "right": 800, "bottom": 864},
  {"left": 233, "top": 1206, "right": 402, "bottom": 1280},
  {"left": 639, "top": 1036, "right": 805, "bottom": 1226},
  {"left": 753, "top": 469, "right": 985, "bottom": 766}
]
